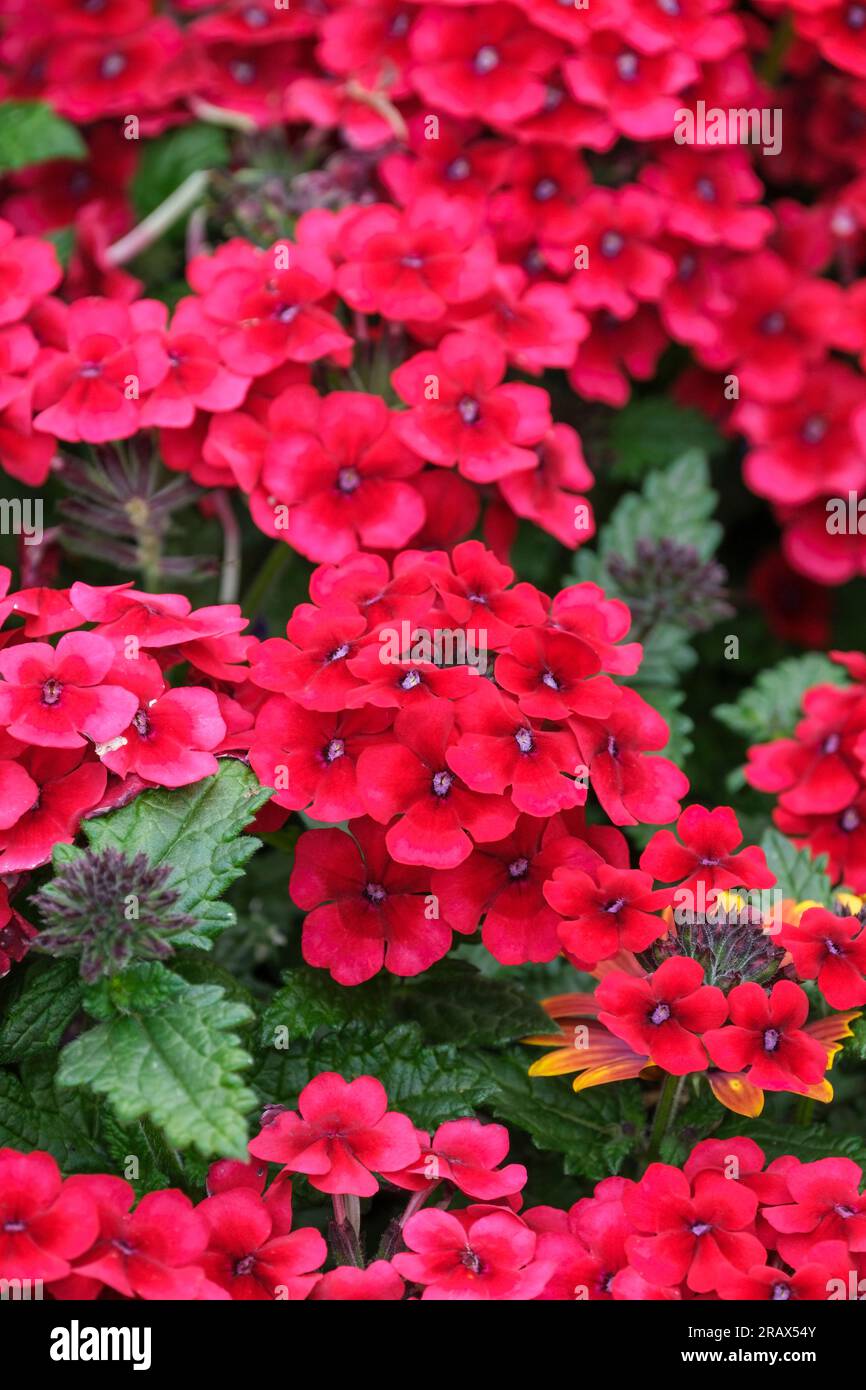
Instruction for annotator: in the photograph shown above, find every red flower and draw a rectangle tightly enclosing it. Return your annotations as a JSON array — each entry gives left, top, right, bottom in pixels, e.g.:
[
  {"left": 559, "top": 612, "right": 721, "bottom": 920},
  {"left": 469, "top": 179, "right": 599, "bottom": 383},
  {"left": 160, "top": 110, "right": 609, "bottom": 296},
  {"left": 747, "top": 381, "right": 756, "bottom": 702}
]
[
  {"left": 0, "top": 631, "right": 137, "bottom": 749},
  {"left": 639, "top": 804, "right": 775, "bottom": 906},
  {"left": 745, "top": 682, "right": 866, "bottom": 818},
  {"left": 432, "top": 813, "right": 602, "bottom": 964},
  {"left": 391, "top": 331, "right": 552, "bottom": 483},
  {"left": 393, "top": 1206, "right": 552, "bottom": 1300},
  {"left": 0, "top": 883, "right": 37, "bottom": 978},
  {"left": 248, "top": 1073, "right": 420, "bottom": 1198},
  {"left": 496, "top": 425, "right": 595, "bottom": 550},
  {"left": 71, "top": 1180, "right": 209, "bottom": 1300},
  {"left": 0, "top": 1150, "right": 98, "bottom": 1284},
  {"left": 408, "top": 5, "right": 561, "bottom": 126},
  {"left": 336, "top": 196, "right": 496, "bottom": 322},
  {"left": 0, "top": 219, "right": 62, "bottom": 325},
  {"left": 291, "top": 819, "right": 458, "bottom": 984},
  {"left": 195, "top": 240, "right": 353, "bottom": 376},
  {"left": 763, "top": 1157, "right": 866, "bottom": 1265},
  {"left": 564, "top": 33, "right": 699, "bottom": 141},
  {"left": 356, "top": 699, "right": 518, "bottom": 869},
  {"left": 597, "top": 958, "right": 727, "bottom": 1075},
  {"left": 565, "top": 186, "right": 673, "bottom": 318},
  {"left": 101, "top": 685, "right": 227, "bottom": 789},
  {"left": 198, "top": 1185, "right": 326, "bottom": 1301},
  {"left": 494, "top": 621, "right": 614, "bottom": 722},
  {"left": 703, "top": 981, "right": 828, "bottom": 1092},
  {"left": 570, "top": 687, "right": 689, "bottom": 827},
  {"left": 781, "top": 906, "right": 866, "bottom": 1009},
  {"left": 382, "top": 1118, "right": 527, "bottom": 1200},
  {"left": 545, "top": 864, "right": 669, "bottom": 964},
  {"left": 310, "top": 1261, "right": 404, "bottom": 1300},
  {"left": 250, "top": 698, "right": 389, "bottom": 821},
  {"left": 0, "top": 753, "right": 107, "bottom": 874},
  {"left": 258, "top": 387, "right": 425, "bottom": 561},
  {"left": 33, "top": 297, "right": 166, "bottom": 443},
  {"left": 623, "top": 1164, "right": 766, "bottom": 1294}
]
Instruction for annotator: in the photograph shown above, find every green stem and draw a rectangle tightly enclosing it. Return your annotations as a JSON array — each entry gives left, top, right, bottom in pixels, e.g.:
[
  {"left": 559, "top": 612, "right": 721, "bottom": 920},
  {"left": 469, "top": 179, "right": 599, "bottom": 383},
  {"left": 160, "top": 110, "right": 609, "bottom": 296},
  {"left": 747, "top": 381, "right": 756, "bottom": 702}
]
[
  {"left": 645, "top": 1074, "right": 681, "bottom": 1166},
  {"left": 105, "top": 170, "right": 211, "bottom": 267},
  {"left": 795, "top": 1095, "right": 816, "bottom": 1127},
  {"left": 761, "top": 13, "right": 794, "bottom": 85},
  {"left": 241, "top": 541, "right": 291, "bottom": 619}
]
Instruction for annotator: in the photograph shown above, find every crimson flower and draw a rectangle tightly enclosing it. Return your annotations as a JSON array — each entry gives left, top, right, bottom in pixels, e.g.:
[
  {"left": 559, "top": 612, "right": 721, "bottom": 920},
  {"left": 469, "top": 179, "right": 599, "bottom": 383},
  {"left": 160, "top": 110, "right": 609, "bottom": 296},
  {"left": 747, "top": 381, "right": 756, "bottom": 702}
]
[
  {"left": 703, "top": 981, "right": 827, "bottom": 1092},
  {"left": 310, "top": 1261, "right": 404, "bottom": 1300},
  {"left": 198, "top": 1186, "right": 326, "bottom": 1301},
  {"left": 570, "top": 686, "right": 689, "bottom": 826},
  {"left": 248, "top": 1073, "right": 420, "bottom": 1197},
  {"left": 597, "top": 958, "right": 727, "bottom": 1075},
  {"left": 70, "top": 1179, "right": 209, "bottom": 1300},
  {"left": 545, "top": 864, "right": 669, "bottom": 965},
  {"left": 639, "top": 804, "right": 775, "bottom": 906},
  {"left": 393, "top": 1207, "right": 553, "bottom": 1300},
  {"left": 0, "top": 1150, "right": 98, "bottom": 1284},
  {"left": 382, "top": 1117, "right": 527, "bottom": 1200},
  {"left": 290, "top": 819, "right": 459, "bottom": 984},
  {"left": 781, "top": 906, "right": 866, "bottom": 1009},
  {"left": 0, "top": 631, "right": 137, "bottom": 749},
  {"left": 763, "top": 1158, "right": 866, "bottom": 1266}
]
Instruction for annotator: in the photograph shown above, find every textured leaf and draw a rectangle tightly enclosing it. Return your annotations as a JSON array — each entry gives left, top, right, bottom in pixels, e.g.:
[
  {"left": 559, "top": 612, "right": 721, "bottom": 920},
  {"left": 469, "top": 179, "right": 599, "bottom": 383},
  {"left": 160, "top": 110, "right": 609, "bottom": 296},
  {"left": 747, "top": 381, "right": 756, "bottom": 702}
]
[
  {"left": 259, "top": 968, "right": 387, "bottom": 1048},
  {"left": 0, "top": 959, "right": 82, "bottom": 1063},
  {"left": 0, "top": 1059, "right": 106, "bottom": 1173},
  {"left": 73, "top": 760, "right": 269, "bottom": 949},
  {"left": 760, "top": 827, "right": 834, "bottom": 905},
  {"left": 576, "top": 451, "right": 721, "bottom": 572},
  {"left": 392, "top": 960, "right": 549, "bottom": 1047},
  {"left": 715, "top": 1117, "right": 866, "bottom": 1167},
  {"left": 465, "top": 1050, "right": 646, "bottom": 1180},
  {"left": 0, "top": 101, "right": 86, "bottom": 172},
  {"left": 58, "top": 965, "right": 255, "bottom": 1158},
  {"left": 133, "top": 124, "right": 228, "bottom": 219},
  {"left": 253, "top": 1020, "right": 496, "bottom": 1131},
  {"left": 610, "top": 398, "right": 724, "bottom": 482},
  {"left": 714, "top": 654, "right": 846, "bottom": 743}
]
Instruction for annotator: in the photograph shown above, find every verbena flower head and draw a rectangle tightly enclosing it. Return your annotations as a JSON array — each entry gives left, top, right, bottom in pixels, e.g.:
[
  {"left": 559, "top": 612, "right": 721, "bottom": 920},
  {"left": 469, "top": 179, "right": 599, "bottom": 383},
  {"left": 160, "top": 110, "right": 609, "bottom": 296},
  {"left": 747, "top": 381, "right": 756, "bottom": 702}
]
[{"left": 31, "top": 846, "right": 197, "bottom": 982}]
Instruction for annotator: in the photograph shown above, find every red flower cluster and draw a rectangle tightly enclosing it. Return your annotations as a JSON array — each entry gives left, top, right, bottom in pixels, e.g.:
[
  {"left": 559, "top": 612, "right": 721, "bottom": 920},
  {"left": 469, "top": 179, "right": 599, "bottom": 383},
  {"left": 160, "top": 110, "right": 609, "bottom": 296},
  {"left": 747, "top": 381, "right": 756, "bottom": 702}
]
[
  {"left": 5, "top": 1, "right": 866, "bottom": 578},
  {"left": 747, "top": 649, "right": 866, "bottom": 894},
  {"left": 0, "top": 572, "right": 259, "bottom": 975},
  {"left": 258, "top": 539, "right": 691, "bottom": 978},
  {"left": 4, "top": 1077, "right": 865, "bottom": 1302}
]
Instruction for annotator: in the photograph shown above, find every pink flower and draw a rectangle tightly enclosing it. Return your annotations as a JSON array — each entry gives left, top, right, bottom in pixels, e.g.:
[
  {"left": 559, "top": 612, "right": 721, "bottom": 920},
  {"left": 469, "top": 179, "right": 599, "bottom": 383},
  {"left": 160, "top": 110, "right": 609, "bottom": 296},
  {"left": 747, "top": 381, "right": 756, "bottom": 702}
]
[
  {"left": 393, "top": 1206, "right": 552, "bottom": 1300},
  {"left": 0, "top": 632, "right": 138, "bottom": 749}
]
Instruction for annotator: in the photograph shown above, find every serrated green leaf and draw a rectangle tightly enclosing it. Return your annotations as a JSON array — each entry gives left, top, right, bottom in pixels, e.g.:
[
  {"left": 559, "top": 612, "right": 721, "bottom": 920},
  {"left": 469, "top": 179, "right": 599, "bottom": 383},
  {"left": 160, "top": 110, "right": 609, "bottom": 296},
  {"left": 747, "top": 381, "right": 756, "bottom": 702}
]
[
  {"left": 714, "top": 1117, "right": 866, "bottom": 1167},
  {"left": 0, "top": 1059, "right": 106, "bottom": 1173},
  {"left": 0, "top": 101, "right": 86, "bottom": 173},
  {"left": 0, "top": 959, "right": 82, "bottom": 1064},
  {"left": 72, "top": 760, "right": 269, "bottom": 949},
  {"left": 760, "top": 827, "right": 834, "bottom": 904},
  {"left": 259, "top": 968, "right": 387, "bottom": 1048},
  {"left": 575, "top": 451, "right": 721, "bottom": 574},
  {"left": 393, "top": 960, "right": 550, "bottom": 1048},
  {"left": 253, "top": 1020, "right": 495, "bottom": 1130},
  {"left": 610, "top": 398, "right": 724, "bottom": 482},
  {"left": 714, "top": 654, "right": 846, "bottom": 743},
  {"left": 470, "top": 1050, "right": 646, "bottom": 1180},
  {"left": 133, "top": 124, "right": 228, "bottom": 220},
  {"left": 58, "top": 965, "right": 255, "bottom": 1158}
]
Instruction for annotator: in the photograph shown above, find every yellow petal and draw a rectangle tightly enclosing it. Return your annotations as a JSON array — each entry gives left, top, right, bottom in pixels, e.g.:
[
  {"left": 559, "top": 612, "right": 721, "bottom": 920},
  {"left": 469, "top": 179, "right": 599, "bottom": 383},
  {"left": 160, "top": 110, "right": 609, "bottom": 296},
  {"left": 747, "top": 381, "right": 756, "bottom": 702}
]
[{"left": 709, "top": 1073, "right": 765, "bottom": 1117}]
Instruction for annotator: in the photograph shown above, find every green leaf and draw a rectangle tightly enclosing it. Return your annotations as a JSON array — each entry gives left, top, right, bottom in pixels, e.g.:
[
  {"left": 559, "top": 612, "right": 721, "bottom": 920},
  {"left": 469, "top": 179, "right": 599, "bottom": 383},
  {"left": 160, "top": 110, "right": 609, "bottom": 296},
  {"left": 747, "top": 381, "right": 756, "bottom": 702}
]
[
  {"left": 0, "top": 101, "right": 86, "bottom": 173},
  {"left": 259, "top": 968, "right": 387, "bottom": 1048},
  {"left": 58, "top": 964, "right": 255, "bottom": 1158},
  {"left": 610, "top": 399, "right": 724, "bottom": 482},
  {"left": 0, "top": 959, "right": 82, "bottom": 1064},
  {"left": 714, "top": 654, "right": 846, "bottom": 743},
  {"left": 253, "top": 1020, "right": 496, "bottom": 1131},
  {"left": 71, "top": 760, "right": 269, "bottom": 949},
  {"left": 575, "top": 451, "right": 721, "bottom": 573},
  {"left": 715, "top": 1117, "right": 866, "bottom": 1167},
  {"left": 468, "top": 1050, "right": 645, "bottom": 1181},
  {"left": 392, "top": 960, "right": 550, "bottom": 1048},
  {"left": 132, "top": 124, "right": 228, "bottom": 220},
  {"left": 0, "top": 1059, "right": 106, "bottom": 1173},
  {"left": 760, "top": 827, "right": 834, "bottom": 905}
]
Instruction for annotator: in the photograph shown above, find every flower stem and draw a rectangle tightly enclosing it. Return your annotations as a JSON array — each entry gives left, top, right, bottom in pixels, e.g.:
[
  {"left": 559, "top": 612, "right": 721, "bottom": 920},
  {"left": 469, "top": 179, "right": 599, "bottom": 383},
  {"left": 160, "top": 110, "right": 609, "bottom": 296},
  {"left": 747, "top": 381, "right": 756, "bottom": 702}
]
[
  {"left": 211, "top": 489, "right": 241, "bottom": 605},
  {"left": 105, "top": 170, "right": 211, "bottom": 267},
  {"left": 241, "top": 540, "right": 291, "bottom": 620},
  {"left": 645, "top": 1074, "right": 681, "bottom": 1166}
]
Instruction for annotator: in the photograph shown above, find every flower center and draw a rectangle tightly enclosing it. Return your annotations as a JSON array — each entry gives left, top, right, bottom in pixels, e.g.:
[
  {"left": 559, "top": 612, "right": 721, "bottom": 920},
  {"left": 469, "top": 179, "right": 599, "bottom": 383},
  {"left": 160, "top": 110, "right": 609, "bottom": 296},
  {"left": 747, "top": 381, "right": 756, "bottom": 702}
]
[
  {"left": 233, "top": 1254, "right": 256, "bottom": 1276},
  {"left": 446, "top": 157, "right": 471, "bottom": 180},
  {"left": 133, "top": 708, "right": 151, "bottom": 737},
  {"left": 616, "top": 51, "right": 639, "bottom": 81},
  {"left": 760, "top": 310, "right": 786, "bottom": 335},
  {"left": 432, "top": 770, "right": 453, "bottom": 797},
  {"left": 690, "top": 1221, "right": 712, "bottom": 1237},
  {"left": 514, "top": 726, "right": 534, "bottom": 754},
  {"left": 771, "top": 1282, "right": 792, "bottom": 1300},
  {"left": 834, "top": 1203, "right": 856, "bottom": 1217},
  {"left": 763, "top": 1027, "right": 781, "bottom": 1052},
  {"left": 327, "top": 643, "right": 350, "bottom": 662},
  {"left": 230, "top": 60, "right": 257, "bottom": 84},
  {"left": 274, "top": 302, "right": 299, "bottom": 323},
  {"left": 3, "top": 1219, "right": 26, "bottom": 1233},
  {"left": 41, "top": 678, "right": 63, "bottom": 706},
  {"left": 508, "top": 856, "right": 529, "bottom": 879},
  {"left": 840, "top": 807, "right": 861, "bottom": 833},
  {"left": 365, "top": 882, "right": 386, "bottom": 903},
  {"left": 542, "top": 670, "right": 560, "bottom": 689},
  {"left": 401, "top": 253, "right": 425, "bottom": 269},
  {"left": 534, "top": 178, "right": 559, "bottom": 202},
  {"left": 100, "top": 52, "right": 127, "bottom": 78},
  {"left": 600, "top": 230, "right": 624, "bottom": 258},
  {"left": 400, "top": 669, "right": 422, "bottom": 690},
  {"left": 649, "top": 1002, "right": 671, "bottom": 1025},
  {"left": 337, "top": 467, "right": 361, "bottom": 493},
  {"left": 458, "top": 396, "right": 481, "bottom": 425},
  {"left": 695, "top": 177, "right": 716, "bottom": 202},
  {"left": 848, "top": 4, "right": 866, "bottom": 28},
  {"left": 802, "top": 415, "right": 828, "bottom": 444},
  {"left": 325, "top": 738, "right": 345, "bottom": 762},
  {"left": 244, "top": 4, "right": 269, "bottom": 25},
  {"left": 822, "top": 732, "right": 841, "bottom": 753},
  {"left": 474, "top": 45, "right": 500, "bottom": 74},
  {"left": 604, "top": 898, "right": 626, "bottom": 914},
  {"left": 460, "top": 1247, "right": 483, "bottom": 1273}
]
